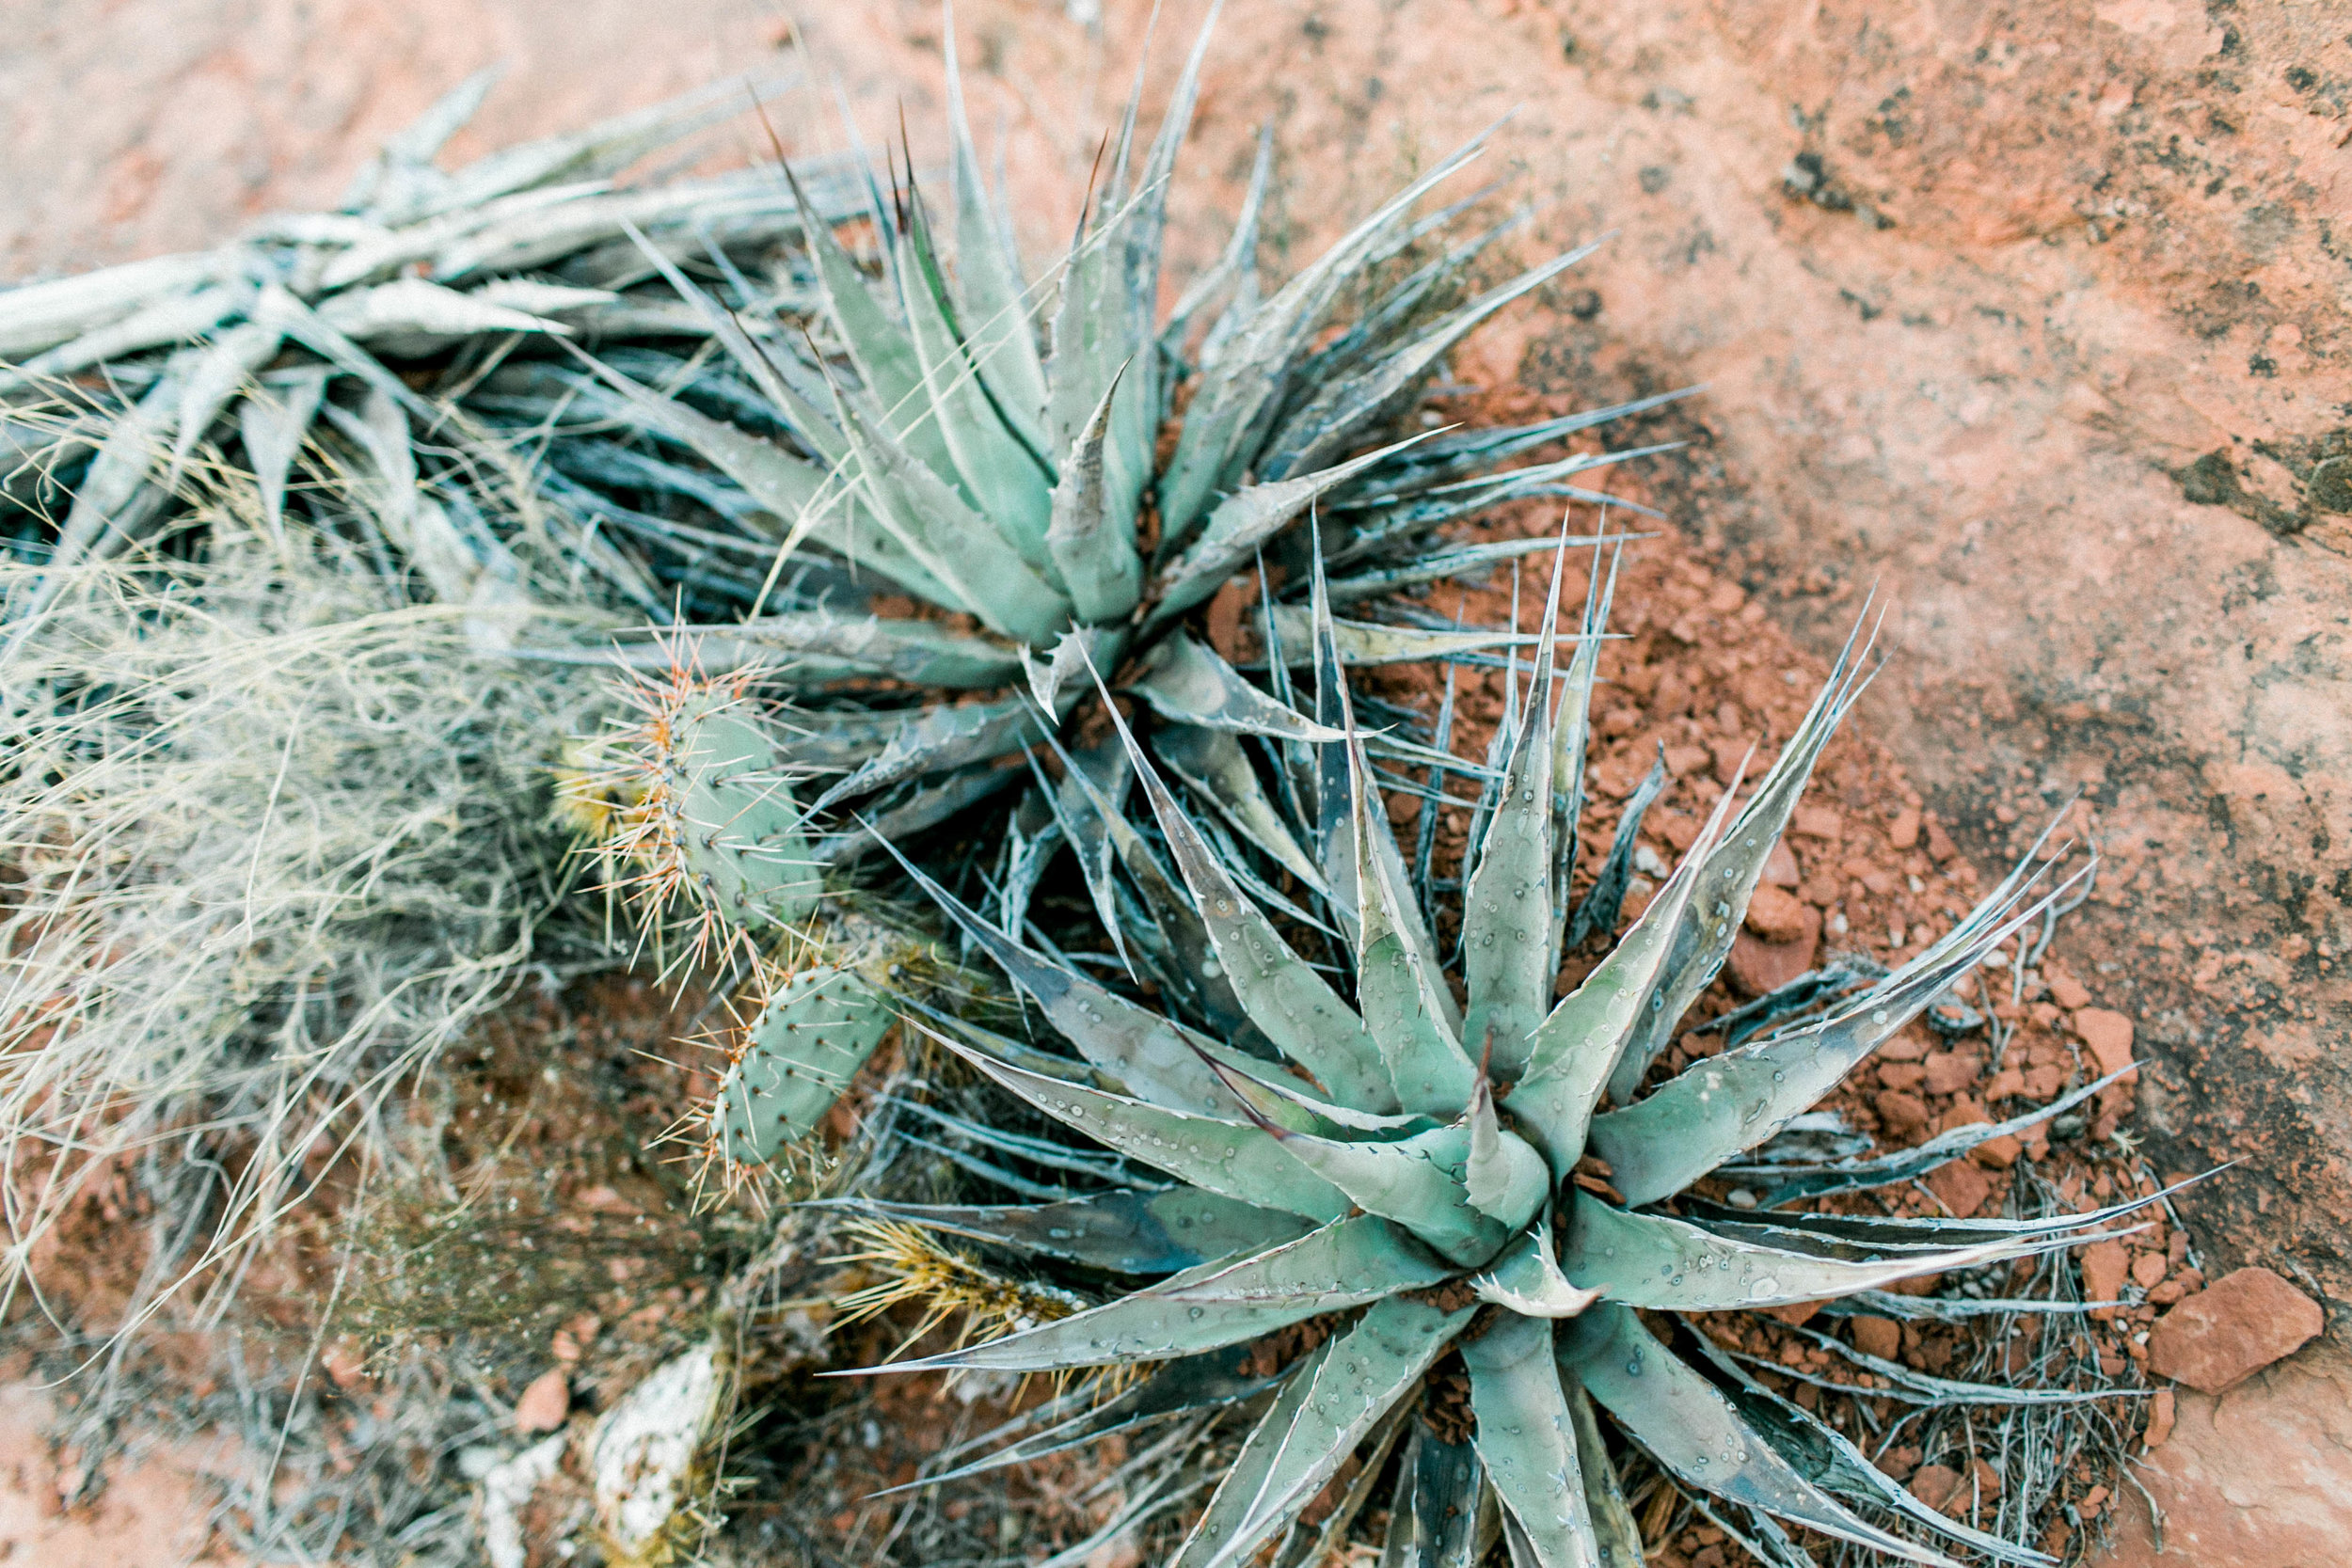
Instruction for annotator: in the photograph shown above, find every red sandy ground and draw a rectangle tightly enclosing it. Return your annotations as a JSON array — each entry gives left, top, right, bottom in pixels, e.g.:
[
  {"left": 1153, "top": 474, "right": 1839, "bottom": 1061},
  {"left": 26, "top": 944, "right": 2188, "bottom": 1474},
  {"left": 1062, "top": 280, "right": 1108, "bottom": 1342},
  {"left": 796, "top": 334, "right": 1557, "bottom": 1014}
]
[{"left": 3, "top": 2, "right": 2344, "bottom": 1563}]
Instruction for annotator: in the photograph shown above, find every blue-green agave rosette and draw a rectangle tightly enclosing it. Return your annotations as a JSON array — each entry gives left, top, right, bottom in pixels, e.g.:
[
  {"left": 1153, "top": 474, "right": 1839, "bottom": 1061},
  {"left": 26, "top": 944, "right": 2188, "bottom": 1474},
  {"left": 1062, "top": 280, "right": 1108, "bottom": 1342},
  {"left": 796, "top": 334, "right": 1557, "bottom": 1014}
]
[{"left": 851, "top": 554, "right": 2144, "bottom": 1568}]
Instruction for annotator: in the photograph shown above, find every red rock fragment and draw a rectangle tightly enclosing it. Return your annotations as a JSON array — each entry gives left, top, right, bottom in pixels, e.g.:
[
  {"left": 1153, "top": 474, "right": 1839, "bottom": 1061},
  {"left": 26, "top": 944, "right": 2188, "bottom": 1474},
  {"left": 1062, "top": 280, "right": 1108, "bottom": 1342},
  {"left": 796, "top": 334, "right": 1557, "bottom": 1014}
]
[
  {"left": 1889, "top": 807, "right": 1921, "bottom": 848},
  {"left": 2079, "top": 1240, "right": 2132, "bottom": 1309},
  {"left": 2141, "top": 1386, "right": 2177, "bottom": 1450},
  {"left": 515, "top": 1368, "right": 571, "bottom": 1433},
  {"left": 1792, "top": 804, "right": 1841, "bottom": 839},
  {"left": 2131, "top": 1251, "right": 2169, "bottom": 1290},
  {"left": 1742, "top": 883, "right": 1811, "bottom": 942},
  {"left": 1726, "top": 903, "right": 1820, "bottom": 996},
  {"left": 1923, "top": 1050, "right": 1981, "bottom": 1096},
  {"left": 1969, "top": 1132, "right": 2023, "bottom": 1169},
  {"left": 2042, "top": 964, "right": 2092, "bottom": 1010},
  {"left": 1926, "top": 1159, "right": 1993, "bottom": 1218},
  {"left": 1851, "top": 1315, "right": 1902, "bottom": 1361},
  {"left": 1875, "top": 1089, "right": 1930, "bottom": 1133},
  {"left": 1760, "top": 840, "right": 1800, "bottom": 886},
  {"left": 2145, "top": 1268, "right": 2325, "bottom": 1393},
  {"left": 2072, "top": 1007, "right": 2137, "bottom": 1080},
  {"left": 1910, "top": 1464, "right": 1970, "bottom": 1516}
]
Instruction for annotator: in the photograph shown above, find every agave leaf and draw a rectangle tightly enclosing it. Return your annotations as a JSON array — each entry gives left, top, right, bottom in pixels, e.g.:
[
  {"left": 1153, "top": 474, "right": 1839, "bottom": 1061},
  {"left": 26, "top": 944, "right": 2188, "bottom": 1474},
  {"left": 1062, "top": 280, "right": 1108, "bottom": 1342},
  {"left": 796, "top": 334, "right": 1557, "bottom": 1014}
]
[
  {"left": 875, "top": 834, "right": 1249, "bottom": 1118},
  {"left": 1167, "top": 1340, "right": 1332, "bottom": 1568},
  {"left": 879, "top": 1215, "right": 1409, "bottom": 1374},
  {"left": 551, "top": 614, "right": 1017, "bottom": 687},
  {"left": 712, "top": 962, "right": 893, "bottom": 1165},
  {"left": 941, "top": 13, "right": 1050, "bottom": 450},
  {"left": 1152, "top": 724, "right": 1325, "bottom": 892},
  {"left": 847, "top": 1187, "right": 1315, "bottom": 1275},
  {"left": 823, "top": 371, "right": 1073, "bottom": 639},
  {"left": 1724, "top": 1067, "right": 2137, "bottom": 1206},
  {"left": 1023, "top": 625, "right": 1130, "bottom": 713},
  {"left": 1564, "top": 1377, "right": 1645, "bottom": 1568},
  {"left": 1154, "top": 1212, "right": 1454, "bottom": 1307},
  {"left": 1045, "top": 360, "right": 1146, "bottom": 623},
  {"left": 1339, "top": 390, "right": 1701, "bottom": 499},
  {"left": 618, "top": 230, "right": 848, "bottom": 463},
  {"left": 896, "top": 189, "right": 1057, "bottom": 558},
  {"left": 235, "top": 368, "right": 328, "bottom": 545},
  {"left": 1606, "top": 610, "right": 1879, "bottom": 1105},
  {"left": 1507, "top": 768, "right": 1740, "bottom": 1180},
  {"left": 1560, "top": 1304, "right": 1958, "bottom": 1568},
  {"left": 1188, "top": 1293, "right": 1471, "bottom": 1568},
  {"left": 1093, "top": 769, "right": 1262, "bottom": 1042},
  {"left": 1404, "top": 1430, "right": 1495, "bottom": 1568},
  {"left": 1349, "top": 742, "right": 1479, "bottom": 1116},
  {"left": 710, "top": 612, "right": 1021, "bottom": 688},
  {"left": 0, "top": 250, "right": 220, "bottom": 361},
  {"left": 930, "top": 1034, "right": 1351, "bottom": 1223},
  {"left": 312, "top": 276, "right": 572, "bottom": 342},
  {"left": 1319, "top": 534, "right": 1621, "bottom": 608},
  {"left": 814, "top": 760, "right": 1025, "bottom": 866},
  {"left": 0, "top": 282, "right": 241, "bottom": 395},
  {"left": 1682, "top": 1182, "right": 2176, "bottom": 1254},
  {"left": 777, "top": 157, "right": 961, "bottom": 483},
  {"left": 1266, "top": 242, "right": 1603, "bottom": 483},
  {"left": 1149, "top": 431, "right": 1438, "bottom": 629},
  {"left": 1035, "top": 731, "right": 1136, "bottom": 975},
  {"left": 1462, "top": 531, "right": 1574, "bottom": 1073},
  {"left": 1315, "top": 567, "right": 1463, "bottom": 1040},
  {"left": 1548, "top": 538, "right": 1622, "bottom": 974},
  {"left": 1460, "top": 1310, "right": 1602, "bottom": 1568},
  {"left": 164, "top": 320, "right": 282, "bottom": 487},
  {"left": 1253, "top": 606, "right": 1543, "bottom": 667},
  {"left": 1123, "top": 630, "right": 1345, "bottom": 743},
  {"left": 40, "top": 343, "right": 199, "bottom": 586},
  {"left": 807, "top": 695, "right": 1043, "bottom": 815},
  {"left": 1158, "top": 120, "right": 1504, "bottom": 538},
  {"left": 1565, "top": 745, "right": 1667, "bottom": 951},
  {"left": 564, "top": 356, "right": 986, "bottom": 610},
  {"left": 1560, "top": 1191, "right": 2116, "bottom": 1311},
  {"left": 1102, "top": 684, "right": 1398, "bottom": 1113},
  {"left": 1676, "top": 1331, "right": 2058, "bottom": 1567},
  {"left": 1271, "top": 1122, "right": 1521, "bottom": 1266},
  {"left": 826, "top": 380, "right": 1073, "bottom": 642},
  {"left": 246, "top": 282, "right": 434, "bottom": 420},
  {"left": 1590, "top": 859, "right": 2088, "bottom": 1207},
  {"left": 1205, "top": 1053, "right": 1436, "bottom": 1136},
  {"left": 1469, "top": 1212, "right": 1602, "bottom": 1319},
  {"left": 899, "top": 1345, "right": 1271, "bottom": 1494},
  {"left": 1278, "top": 210, "right": 1516, "bottom": 419},
  {"left": 1274, "top": 1400, "right": 1414, "bottom": 1568}
]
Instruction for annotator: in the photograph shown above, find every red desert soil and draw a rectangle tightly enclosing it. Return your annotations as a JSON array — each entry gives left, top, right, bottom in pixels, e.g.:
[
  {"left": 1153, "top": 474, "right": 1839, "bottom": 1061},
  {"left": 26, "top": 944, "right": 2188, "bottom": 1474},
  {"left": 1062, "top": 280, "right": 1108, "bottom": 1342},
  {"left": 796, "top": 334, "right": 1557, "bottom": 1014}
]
[{"left": 4, "top": 1, "right": 2344, "bottom": 1564}]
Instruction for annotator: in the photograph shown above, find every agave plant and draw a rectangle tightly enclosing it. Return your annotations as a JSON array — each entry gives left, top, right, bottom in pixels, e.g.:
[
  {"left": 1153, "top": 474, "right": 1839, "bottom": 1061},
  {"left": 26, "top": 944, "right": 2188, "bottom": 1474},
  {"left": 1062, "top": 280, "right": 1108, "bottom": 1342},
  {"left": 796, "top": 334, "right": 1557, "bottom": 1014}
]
[
  {"left": 0, "top": 71, "right": 879, "bottom": 642},
  {"left": 841, "top": 553, "right": 2149, "bottom": 1568},
  {"left": 542, "top": 8, "right": 1691, "bottom": 1168}
]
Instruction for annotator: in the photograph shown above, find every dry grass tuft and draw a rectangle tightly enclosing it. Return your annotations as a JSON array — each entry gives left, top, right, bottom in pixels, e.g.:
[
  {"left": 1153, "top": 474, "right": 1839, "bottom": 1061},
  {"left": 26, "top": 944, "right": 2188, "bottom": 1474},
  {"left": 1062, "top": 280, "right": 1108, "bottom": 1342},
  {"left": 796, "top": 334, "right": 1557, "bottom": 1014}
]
[{"left": 0, "top": 476, "right": 611, "bottom": 1344}]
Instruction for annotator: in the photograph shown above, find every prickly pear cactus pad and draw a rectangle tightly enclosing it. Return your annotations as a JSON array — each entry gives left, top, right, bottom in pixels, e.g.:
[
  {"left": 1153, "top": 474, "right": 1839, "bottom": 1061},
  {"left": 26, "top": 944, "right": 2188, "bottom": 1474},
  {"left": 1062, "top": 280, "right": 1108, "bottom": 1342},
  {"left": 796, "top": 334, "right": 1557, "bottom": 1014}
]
[{"left": 846, "top": 547, "right": 2156, "bottom": 1568}]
